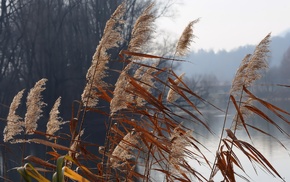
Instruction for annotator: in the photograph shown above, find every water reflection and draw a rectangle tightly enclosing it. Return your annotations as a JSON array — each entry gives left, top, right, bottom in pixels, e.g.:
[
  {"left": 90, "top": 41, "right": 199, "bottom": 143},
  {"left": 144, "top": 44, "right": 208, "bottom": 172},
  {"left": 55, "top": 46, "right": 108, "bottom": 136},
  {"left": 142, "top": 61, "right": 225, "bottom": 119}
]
[{"left": 188, "top": 109, "right": 290, "bottom": 182}]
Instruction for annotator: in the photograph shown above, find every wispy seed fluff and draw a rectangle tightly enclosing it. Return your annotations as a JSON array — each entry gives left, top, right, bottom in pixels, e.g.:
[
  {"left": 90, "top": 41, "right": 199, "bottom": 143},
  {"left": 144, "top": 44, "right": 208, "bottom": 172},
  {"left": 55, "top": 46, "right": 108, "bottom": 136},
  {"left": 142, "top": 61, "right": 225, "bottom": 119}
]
[
  {"left": 110, "top": 4, "right": 155, "bottom": 114},
  {"left": 244, "top": 33, "right": 270, "bottom": 86},
  {"left": 24, "top": 78, "right": 47, "bottom": 134},
  {"left": 167, "top": 73, "right": 185, "bottom": 102},
  {"left": 3, "top": 89, "right": 25, "bottom": 142},
  {"left": 230, "top": 33, "right": 271, "bottom": 95},
  {"left": 81, "top": 2, "right": 125, "bottom": 108},
  {"left": 175, "top": 19, "right": 199, "bottom": 57},
  {"left": 46, "top": 97, "right": 64, "bottom": 140},
  {"left": 110, "top": 130, "right": 141, "bottom": 168},
  {"left": 134, "top": 61, "right": 159, "bottom": 107},
  {"left": 110, "top": 63, "right": 134, "bottom": 114},
  {"left": 169, "top": 127, "right": 192, "bottom": 173},
  {"left": 127, "top": 3, "right": 155, "bottom": 53},
  {"left": 230, "top": 54, "right": 251, "bottom": 95}
]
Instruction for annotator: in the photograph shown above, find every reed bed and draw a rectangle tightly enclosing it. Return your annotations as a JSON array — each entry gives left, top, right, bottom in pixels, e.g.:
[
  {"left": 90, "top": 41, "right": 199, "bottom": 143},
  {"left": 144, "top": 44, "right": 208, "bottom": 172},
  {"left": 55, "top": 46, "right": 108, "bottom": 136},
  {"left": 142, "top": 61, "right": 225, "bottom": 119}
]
[{"left": 2, "top": 2, "right": 290, "bottom": 182}]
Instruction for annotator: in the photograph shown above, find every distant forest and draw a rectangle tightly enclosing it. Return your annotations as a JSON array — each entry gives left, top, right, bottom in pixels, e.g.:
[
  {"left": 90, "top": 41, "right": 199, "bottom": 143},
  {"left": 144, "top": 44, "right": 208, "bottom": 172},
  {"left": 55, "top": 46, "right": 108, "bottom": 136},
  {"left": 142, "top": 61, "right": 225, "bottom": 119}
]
[
  {"left": 183, "top": 33, "right": 290, "bottom": 82},
  {"left": 0, "top": 0, "right": 153, "bottom": 118}
]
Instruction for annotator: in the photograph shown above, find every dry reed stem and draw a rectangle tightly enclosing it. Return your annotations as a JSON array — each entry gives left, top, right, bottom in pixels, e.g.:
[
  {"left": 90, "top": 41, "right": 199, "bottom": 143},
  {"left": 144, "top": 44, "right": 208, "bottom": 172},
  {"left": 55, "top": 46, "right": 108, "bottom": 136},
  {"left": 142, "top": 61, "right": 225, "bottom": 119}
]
[
  {"left": 167, "top": 73, "right": 185, "bottom": 102},
  {"left": 46, "top": 97, "right": 64, "bottom": 140},
  {"left": 231, "top": 98, "right": 254, "bottom": 130},
  {"left": 176, "top": 19, "right": 199, "bottom": 57},
  {"left": 81, "top": 2, "right": 125, "bottom": 107},
  {"left": 224, "top": 129, "right": 284, "bottom": 180},
  {"left": 110, "top": 130, "right": 141, "bottom": 169},
  {"left": 3, "top": 89, "right": 25, "bottom": 142},
  {"left": 25, "top": 78, "right": 47, "bottom": 134},
  {"left": 67, "top": 129, "right": 84, "bottom": 167}
]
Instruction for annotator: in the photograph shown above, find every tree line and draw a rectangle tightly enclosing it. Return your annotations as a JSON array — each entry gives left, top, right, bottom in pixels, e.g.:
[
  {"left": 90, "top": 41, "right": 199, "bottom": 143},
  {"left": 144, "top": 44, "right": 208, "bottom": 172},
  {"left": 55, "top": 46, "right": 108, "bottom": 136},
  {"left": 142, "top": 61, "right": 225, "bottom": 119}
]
[{"left": 0, "top": 0, "right": 164, "bottom": 117}]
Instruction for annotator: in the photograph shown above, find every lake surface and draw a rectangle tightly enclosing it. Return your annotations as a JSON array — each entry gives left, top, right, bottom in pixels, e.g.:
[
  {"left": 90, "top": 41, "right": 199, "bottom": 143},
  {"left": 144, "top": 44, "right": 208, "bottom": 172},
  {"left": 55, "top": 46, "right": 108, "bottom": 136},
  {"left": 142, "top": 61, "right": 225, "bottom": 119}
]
[{"left": 187, "top": 112, "right": 290, "bottom": 182}]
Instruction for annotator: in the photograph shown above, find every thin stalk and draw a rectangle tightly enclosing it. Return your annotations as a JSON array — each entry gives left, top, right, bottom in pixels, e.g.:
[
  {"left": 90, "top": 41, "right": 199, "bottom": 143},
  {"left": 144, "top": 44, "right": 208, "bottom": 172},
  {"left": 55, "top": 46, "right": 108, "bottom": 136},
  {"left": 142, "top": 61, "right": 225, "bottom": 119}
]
[
  {"left": 103, "top": 118, "right": 115, "bottom": 181},
  {"left": 209, "top": 97, "right": 231, "bottom": 180},
  {"left": 224, "top": 90, "right": 244, "bottom": 181}
]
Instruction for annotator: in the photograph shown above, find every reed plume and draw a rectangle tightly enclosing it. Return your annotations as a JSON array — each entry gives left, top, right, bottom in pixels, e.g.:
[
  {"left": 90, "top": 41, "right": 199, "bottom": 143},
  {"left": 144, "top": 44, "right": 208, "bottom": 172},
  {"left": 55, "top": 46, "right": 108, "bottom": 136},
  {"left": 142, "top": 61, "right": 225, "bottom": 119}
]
[
  {"left": 167, "top": 73, "right": 185, "bottom": 102},
  {"left": 110, "top": 130, "right": 141, "bottom": 168},
  {"left": 127, "top": 3, "right": 155, "bottom": 53},
  {"left": 229, "top": 33, "right": 270, "bottom": 130},
  {"left": 3, "top": 89, "right": 25, "bottom": 142},
  {"left": 24, "top": 78, "right": 47, "bottom": 134},
  {"left": 230, "top": 54, "right": 252, "bottom": 95},
  {"left": 169, "top": 127, "right": 192, "bottom": 174},
  {"left": 134, "top": 61, "right": 159, "bottom": 107},
  {"left": 244, "top": 33, "right": 270, "bottom": 86},
  {"left": 110, "top": 3, "right": 155, "bottom": 114},
  {"left": 46, "top": 97, "right": 64, "bottom": 140},
  {"left": 175, "top": 19, "right": 199, "bottom": 57},
  {"left": 81, "top": 2, "right": 125, "bottom": 107},
  {"left": 110, "top": 63, "right": 134, "bottom": 114},
  {"left": 133, "top": 65, "right": 146, "bottom": 80},
  {"left": 230, "top": 33, "right": 271, "bottom": 95}
]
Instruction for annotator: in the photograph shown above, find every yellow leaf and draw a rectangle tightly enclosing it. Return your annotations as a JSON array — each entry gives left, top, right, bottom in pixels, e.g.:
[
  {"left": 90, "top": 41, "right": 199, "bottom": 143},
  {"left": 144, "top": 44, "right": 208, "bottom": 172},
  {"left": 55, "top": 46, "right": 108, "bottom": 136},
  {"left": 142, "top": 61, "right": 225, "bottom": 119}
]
[
  {"left": 24, "top": 163, "right": 50, "bottom": 182},
  {"left": 62, "top": 166, "right": 90, "bottom": 182}
]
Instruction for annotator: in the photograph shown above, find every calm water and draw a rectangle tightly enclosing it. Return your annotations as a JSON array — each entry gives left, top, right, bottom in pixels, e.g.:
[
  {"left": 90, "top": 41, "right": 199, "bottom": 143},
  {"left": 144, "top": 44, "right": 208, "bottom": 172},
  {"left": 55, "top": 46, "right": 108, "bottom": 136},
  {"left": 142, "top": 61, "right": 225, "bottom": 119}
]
[
  {"left": 187, "top": 112, "right": 290, "bottom": 182},
  {"left": 148, "top": 111, "right": 290, "bottom": 182},
  {"left": 189, "top": 132, "right": 290, "bottom": 182}
]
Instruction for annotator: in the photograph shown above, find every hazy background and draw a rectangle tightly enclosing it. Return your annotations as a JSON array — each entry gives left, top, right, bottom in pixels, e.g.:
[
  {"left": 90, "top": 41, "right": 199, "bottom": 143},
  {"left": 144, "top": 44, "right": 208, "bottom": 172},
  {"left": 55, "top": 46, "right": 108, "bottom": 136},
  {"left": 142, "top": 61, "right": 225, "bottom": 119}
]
[{"left": 155, "top": 0, "right": 290, "bottom": 102}]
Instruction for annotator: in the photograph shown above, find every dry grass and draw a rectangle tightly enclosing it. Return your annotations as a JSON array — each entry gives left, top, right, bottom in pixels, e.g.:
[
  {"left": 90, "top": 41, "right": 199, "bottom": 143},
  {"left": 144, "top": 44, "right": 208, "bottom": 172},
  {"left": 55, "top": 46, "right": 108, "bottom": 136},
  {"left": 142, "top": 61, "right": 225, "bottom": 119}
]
[
  {"left": 25, "top": 78, "right": 47, "bottom": 135},
  {"left": 3, "top": 89, "right": 25, "bottom": 142},
  {"left": 2, "top": 2, "right": 290, "bottom": 182}
]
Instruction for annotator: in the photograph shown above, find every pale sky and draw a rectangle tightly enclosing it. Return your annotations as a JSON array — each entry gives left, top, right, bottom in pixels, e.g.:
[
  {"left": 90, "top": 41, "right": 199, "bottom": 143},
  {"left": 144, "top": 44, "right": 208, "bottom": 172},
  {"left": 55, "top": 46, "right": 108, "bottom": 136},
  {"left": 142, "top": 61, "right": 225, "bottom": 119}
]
[{"left": 156, "top": 0, "right": 290, "bottom": 52}]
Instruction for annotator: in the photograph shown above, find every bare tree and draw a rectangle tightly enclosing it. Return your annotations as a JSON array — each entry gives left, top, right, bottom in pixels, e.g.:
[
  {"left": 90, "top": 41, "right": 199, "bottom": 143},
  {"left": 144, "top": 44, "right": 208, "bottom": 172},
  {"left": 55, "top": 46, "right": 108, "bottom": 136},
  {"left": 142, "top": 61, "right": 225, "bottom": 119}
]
[{"left": 183, "top": 74, "right": 219, "bottom": 108}]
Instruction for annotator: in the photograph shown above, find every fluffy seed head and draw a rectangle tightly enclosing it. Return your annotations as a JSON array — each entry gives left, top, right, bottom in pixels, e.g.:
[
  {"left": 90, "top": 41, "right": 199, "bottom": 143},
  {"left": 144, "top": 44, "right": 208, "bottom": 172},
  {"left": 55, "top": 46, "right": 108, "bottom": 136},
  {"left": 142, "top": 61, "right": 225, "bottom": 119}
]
[
  {"left": 128, "top": 3, "right": 155, "bottom": 53},
  {"left": 230, "top": 33, "right": 270, "bottom": 95},
  {"left": 3, "top": 89, "right": 25, "bottom": 142},
  {"left": 46, "top": 97, "right": 64, "bottom": 140},
  {"left": 81, "top": 3, "right": 125, "bottom": 108},
  {"left": 169, "top": 127, "right": 192, "bottom": 173},
  {"left": 176, "top": 19, "right": 199, "bottom": 56},
  {"left": 134, "top": 61, "right": 159, "bottom": 106},
  {"left": 25, "top": 79, "right": 47, "bottom": 134},
  {"left": 110, "top": 130, "right": 141, "bottom": 168},
  {"left": 110, "top": 62, "right": 134, "bottom": 115}
]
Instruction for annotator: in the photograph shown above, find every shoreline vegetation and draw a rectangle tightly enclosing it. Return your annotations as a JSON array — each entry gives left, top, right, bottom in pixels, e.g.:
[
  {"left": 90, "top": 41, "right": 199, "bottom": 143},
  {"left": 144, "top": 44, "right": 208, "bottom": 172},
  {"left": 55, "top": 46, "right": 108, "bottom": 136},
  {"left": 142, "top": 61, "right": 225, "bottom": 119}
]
[{"left": 2, "top": 2, "right": 290, "bottom": 182}]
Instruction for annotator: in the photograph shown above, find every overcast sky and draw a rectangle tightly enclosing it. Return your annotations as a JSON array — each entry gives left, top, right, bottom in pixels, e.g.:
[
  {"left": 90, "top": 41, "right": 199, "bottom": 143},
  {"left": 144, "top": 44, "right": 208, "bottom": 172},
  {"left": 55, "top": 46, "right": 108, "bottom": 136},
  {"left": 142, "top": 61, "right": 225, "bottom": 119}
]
[{"left": 156, "top": 0, "right": 290, "bottom": 52}]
